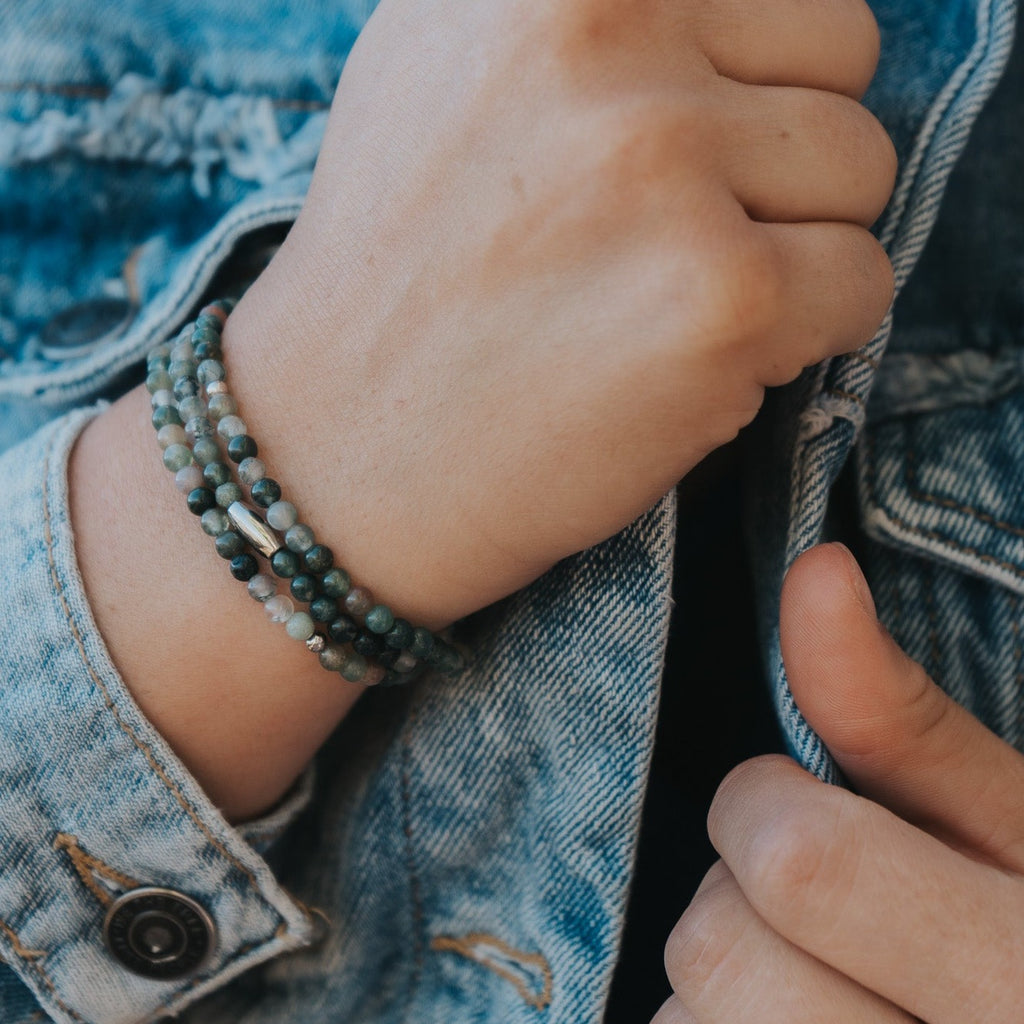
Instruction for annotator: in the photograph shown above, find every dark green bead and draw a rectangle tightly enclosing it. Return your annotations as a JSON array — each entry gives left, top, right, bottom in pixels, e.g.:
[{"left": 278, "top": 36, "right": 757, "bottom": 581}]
[
  {"left": 290, "top": 574, "right": 318, "bottom": 603},
  {"left": 227, "top": 434, "right": 257, "bottom": 463},
  {"left": 408, "top": 627, "right": 435, "bottom": 660},
  {"left": 214, "top": 531, "right": 246, "bottom": 559},
  {"left": 251, "top": 477, "right": 281, "bottom": 508},
  {"left": 385, "top": 618, "right": 415, "bottom": 650},
  {"left": 192, "top": 319, "right": 221, "bottom": 339},
  {"left": 376, "top": 648, "right": 401, "bottom": 669},
  {"left": 310, "top": 596, "right": 338, "bottom": 623},
  {"left": 321, "top": 568, "right": 350, "bottom": 598},
  {"left": 230, "top": 554, "right": 259, "bottom": 581},
  {"left": 270, "top": 548, "right": 301, "bottom": 578},
  {"left": 304, "top": 543, "right": 333, "bottom": 574},
  {"left": 328, "top": 615, "right": 359, "bottom": 644},
  {"left": 365, "top": 605, "right": 395, "bottom": 635},
  {"left": 203, "top": 462, "right": 231, "bottom": 488},
  {"left": 353, "top": 632, "right": 384, "bottom": 657},
  {"left": 186, "top": 487, "right": 217, "bottom": 516},
  {"left": 427, "top": 640, "right": 466, "bottom": 674},
  {"left": 152, "top": 405, "right": 182, "bottom": 430},
  {"left": 192, "top": 340, "right": 223, "bottom": 361}
]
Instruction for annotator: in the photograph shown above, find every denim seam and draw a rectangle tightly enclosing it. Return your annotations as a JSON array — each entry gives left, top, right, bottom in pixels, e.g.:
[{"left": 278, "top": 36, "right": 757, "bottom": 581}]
[
  {"left": 53, "top": 833, "right": 141, "bottom": 909},
  {"left": 0, "top": 920, "right": 82, "bottom": 1024},
  {"left": 41, "top": 434, "right": 269, "bottom": 896},
  {"left": 431, "top": 933, "right": 553, "bottom": 1011},
  {"left": 905, "top": 443, "right": 1024, "bottom": 540},
  {"left": 398, "top": 699, "right": 426, "bottom": 1023},
  {"left": 862, "top": 428, "right": 1024, "bottom": 581},
  {"left": 824, "top": 388, "right": 866, "bottom": 409}
]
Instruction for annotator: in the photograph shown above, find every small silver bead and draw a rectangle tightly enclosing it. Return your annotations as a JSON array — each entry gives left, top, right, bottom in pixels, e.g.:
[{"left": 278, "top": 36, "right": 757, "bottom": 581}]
[
  {"left": 206, "top": 380, "right": 229, "bottom": 397},
  {"left": 306, "top": 633, "right": 327, "bottom": 654}
]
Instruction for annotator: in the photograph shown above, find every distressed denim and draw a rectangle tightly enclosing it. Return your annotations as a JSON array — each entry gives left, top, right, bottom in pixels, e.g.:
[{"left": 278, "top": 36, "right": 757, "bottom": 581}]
[{"left": 0, "top": 0, "right": 1019, "bottom": 1021}]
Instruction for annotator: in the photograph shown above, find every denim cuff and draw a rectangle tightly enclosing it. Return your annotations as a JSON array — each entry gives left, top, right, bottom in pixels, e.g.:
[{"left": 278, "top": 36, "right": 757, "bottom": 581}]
[{"left": 0, "top": 405, "right": 318, "bottom": 1024}]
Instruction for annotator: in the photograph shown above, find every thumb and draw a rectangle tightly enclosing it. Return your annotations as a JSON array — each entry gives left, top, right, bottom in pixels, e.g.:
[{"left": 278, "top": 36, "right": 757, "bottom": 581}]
[{"left": 781, "top": 542, "right": 1024, "bottom": 871}]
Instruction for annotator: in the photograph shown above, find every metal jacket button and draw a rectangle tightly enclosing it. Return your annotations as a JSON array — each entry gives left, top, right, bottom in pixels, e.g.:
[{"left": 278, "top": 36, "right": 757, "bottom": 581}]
[{"left": 103, "top": 887, "right": 216, "bottom": 980}]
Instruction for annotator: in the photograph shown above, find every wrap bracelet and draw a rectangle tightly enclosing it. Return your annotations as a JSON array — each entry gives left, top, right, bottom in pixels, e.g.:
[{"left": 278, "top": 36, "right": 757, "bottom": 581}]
[{"left": 147, "top": 299, "right": 465, "bottom": 686}]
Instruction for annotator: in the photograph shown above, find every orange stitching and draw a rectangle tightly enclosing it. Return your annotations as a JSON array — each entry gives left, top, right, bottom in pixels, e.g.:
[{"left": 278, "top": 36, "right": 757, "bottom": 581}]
[
  {"left": 824, "top": 388, "right": 866, "bottom": 408},
  {"left": 41, "top": 432, "right": 263, "bottom": 891},
  {"left": 432, "top": 932, "right": 553, "bottom": 1011},
  {"left": 905, "top": 445, "right": 1024, "bottom": 539},
  {"left": 846, "top": 350, "right": 881, "bottom": 370},
  {"left": 0, "top": 918, "right": 84, "bottom": 1022},
  {"left": 862, "top": 430, "right": 1024, "bottom": 581},
  {"left": 0, "top": 920, "right": 45, "bottom": 961},
  {"left": 53, "top": 833, "right": 140, "bottom": 909}
]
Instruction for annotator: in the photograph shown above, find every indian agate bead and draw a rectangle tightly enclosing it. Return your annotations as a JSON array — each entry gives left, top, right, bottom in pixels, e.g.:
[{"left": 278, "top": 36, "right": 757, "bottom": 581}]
[
  {"left": 162, "top": 444, "right": 193, "bottom": 473},
  {"left": 285, "top": 612, "right": 316, "bottom": 642},
  {"left": 214, "top": 531, "right": 246, "bottom": 559},
  {"left": 264, "top": 595, "right": 294, "bottom": 623},
  {"left": 227, "top": 434, "right": 257, "bottom": 463},
  {"left": 174, "top": 464, "right": 205, "bottom": 494},
  {"left": 230, "top": 554, "right": 258, "bottom": 582},
  {"left": 344, "top": 587, "right": 374, "bottom": 618},
  {"left": 237, "top": 457, "right": 266, "bottom": 485},
  {"left": 284, "top": 524, "right": 315, "bottom": 554},
  {"left": 321, "top": 568, "right": 350, "bottom": 598},
  {"left": 365, "top": 605, "right": 395, "bottom": 635},
  {"left": 247, "top": 574, "right": 276, "bottom": 603}
]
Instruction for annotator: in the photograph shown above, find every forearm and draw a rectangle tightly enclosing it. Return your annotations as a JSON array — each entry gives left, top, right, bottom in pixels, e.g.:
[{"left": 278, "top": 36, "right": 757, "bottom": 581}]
[{"left": 68, "top": 286, "right": 374, "bottom": 823}]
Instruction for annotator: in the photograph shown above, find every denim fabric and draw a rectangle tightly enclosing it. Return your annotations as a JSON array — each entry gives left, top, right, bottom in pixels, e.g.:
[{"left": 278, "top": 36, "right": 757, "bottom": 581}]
[
  {"left": 0, "top": 0, "right": 1019, "bottom": 1022},
  {"left": 749, "top": 0, "right": 1020, "bottom": 783}
]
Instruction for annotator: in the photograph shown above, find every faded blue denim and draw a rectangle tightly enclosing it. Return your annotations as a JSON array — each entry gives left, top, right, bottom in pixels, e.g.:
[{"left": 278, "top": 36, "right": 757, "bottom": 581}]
[{"left": 0, "top": 0, "right": 1019, "bottom": 1021}]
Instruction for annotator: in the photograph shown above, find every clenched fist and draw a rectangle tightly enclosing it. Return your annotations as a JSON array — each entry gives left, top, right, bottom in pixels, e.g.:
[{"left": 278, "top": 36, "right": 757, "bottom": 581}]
[{"left": 227, "top": 0, "right": 898, "bottom": 627}]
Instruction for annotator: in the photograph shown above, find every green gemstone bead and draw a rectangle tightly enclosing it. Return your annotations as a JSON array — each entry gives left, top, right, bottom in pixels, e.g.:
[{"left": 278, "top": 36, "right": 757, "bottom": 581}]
[
  {"left": 321, "top": 568, "right": 351, "bottom": 598},
  {"left": 285, "top": 524, "right": 315, "bottom": 553},
  {"left": 191, "top": 322, "right": 220, "bottom": 343},
  {"left": 197, "top": 359, "right": 225, "bottom": 385},
  {"left": 385, "top": 618, "right": 414, "bottom": 650},
  {"left": 285, "top": 611, "right": 316, "bottom": 641},
  {"left": 203, "top": 462, "right": 231, "bottom": 488},
  {"left": 200, "top": 508, "right": 231, "bottom": 537},
  {"left": 251, "top": 477, "right": 281, "bottom": 508},
  {"left": 289, "top": 575, "right": 318, "bottom": 603},
  {"left": 192, "top": 340, "right": 223, "bottom": 362},
  {"left": 426, "top": 640, "right": 466, "bottom": 674},
  {"left": 192, "top": 438, "right": 220, "bottom": 466},
  {"left": 152, "top": 405, "right": 182, "bottom": 430},
  {"left": 178, "top": 395, "right": 206, "bottom": 421},
  {"left": 304, "top": 544, "right": 333, "bottom": 574},
  {"left": 168, "top": 358, "right": 198, "bottom": 381},
  {"left": 227, "top": 434, "right": 257, "bottom": 463},
  {"left": 328, "top": 616, "right": 359, "bottom": 644},
  {"left": 310, "top": 596, "right": 338, "bottom": 623},
  {"left": 365, "top": 605, "right": 395, "bottom": 635},
  {"left": 339, "top": 653, "right": 368, "bottom": 683},
  {"left": 214, "top": 530, "right": 246, "bottom": 559},
  {"left": 186, "top": 487, "right": 217, "bottom": 515},
  {"left": 318, "top": 646, "right": 346, "bottom": 672},
  {"left": 215, "top": 482, "right": 243, "bottom": 508},
  {"left": 230, "top": 554, "right": 258, "bottom": 581},
  {"left": 353, "top": 632, "right": 384, "bottom": 657},
  {"left": 162, "top": 444, "right": 193, "bottom": 472},
  {"left": 270, "top": 549, "right": 301, "bottom": 578},
  {"left": 145, "top": 369, "right": 173, "bottom": 394},
  {"left": 408, "top": 627, "right": 435, "bottom": 660},
  {"left": 207, "top": 393, "right": 237, "bottom": 421}
]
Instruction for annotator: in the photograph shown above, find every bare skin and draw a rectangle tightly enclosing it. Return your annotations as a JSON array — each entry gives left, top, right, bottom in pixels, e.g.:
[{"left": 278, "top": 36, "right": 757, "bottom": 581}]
[
  {"left": 659, "top": 543, "right": 1024, "bottom": 1023},
  {"left": 70, "top": 0, "right": 895, "bottom": 820}
]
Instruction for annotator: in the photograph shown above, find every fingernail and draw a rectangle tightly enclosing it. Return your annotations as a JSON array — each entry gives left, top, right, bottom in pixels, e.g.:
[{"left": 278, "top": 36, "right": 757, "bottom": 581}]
[{"left": 830, "top": 542, "right": 876, "bottom": 619}]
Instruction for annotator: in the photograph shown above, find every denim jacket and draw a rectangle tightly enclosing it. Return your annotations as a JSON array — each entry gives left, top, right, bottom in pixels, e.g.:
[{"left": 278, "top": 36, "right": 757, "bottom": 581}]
[{"left": 0, "top": 0, "right": 1018, "bottom": 1021}]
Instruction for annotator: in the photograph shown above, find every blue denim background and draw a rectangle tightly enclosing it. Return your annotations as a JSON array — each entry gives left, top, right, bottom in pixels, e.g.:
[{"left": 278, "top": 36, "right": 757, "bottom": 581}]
[{"left": 0, "top": 0, "right": 1020, "bottom": 1020}]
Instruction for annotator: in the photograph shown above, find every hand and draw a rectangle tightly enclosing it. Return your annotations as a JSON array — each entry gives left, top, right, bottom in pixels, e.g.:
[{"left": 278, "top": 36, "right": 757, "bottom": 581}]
[
  {"left": 227, "top": 0, "right": 897, "bottom": 628},
  {"left": 658, "top": 543, "right": 1024, "bottom": 1022}
]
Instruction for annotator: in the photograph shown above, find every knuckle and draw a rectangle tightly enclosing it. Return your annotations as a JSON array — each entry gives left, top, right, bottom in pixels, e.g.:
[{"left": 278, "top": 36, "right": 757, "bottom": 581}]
[
  {"left": 664, "top": 875, "right": 745, "bottom": 996},
  {"left": 745, "top": 799, "right": 859, "bottom": 930}
]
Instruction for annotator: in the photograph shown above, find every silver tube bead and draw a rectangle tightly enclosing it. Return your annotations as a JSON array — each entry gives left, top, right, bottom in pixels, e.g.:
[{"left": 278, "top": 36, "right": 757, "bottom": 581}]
[{"left": 227, "top": 501, "right": 283, "bottom": 558}]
